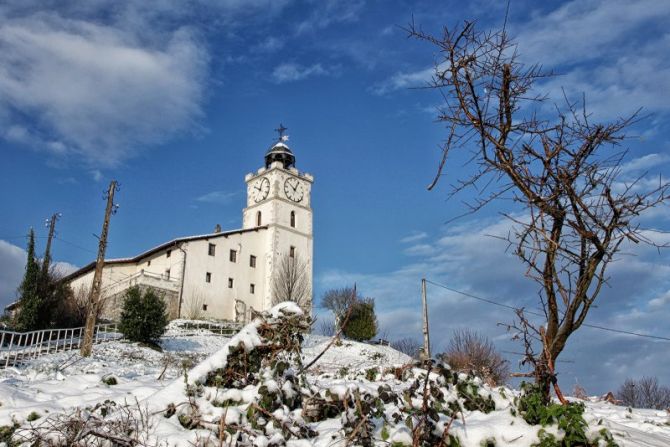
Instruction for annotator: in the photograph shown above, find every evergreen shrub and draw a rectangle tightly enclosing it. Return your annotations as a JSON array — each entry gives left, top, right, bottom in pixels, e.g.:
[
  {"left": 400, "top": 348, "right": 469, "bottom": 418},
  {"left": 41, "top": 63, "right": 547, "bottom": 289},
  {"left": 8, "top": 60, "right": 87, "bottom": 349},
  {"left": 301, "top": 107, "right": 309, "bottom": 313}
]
[{"left": 118, "top": 286, "right": 168, "bottom": 344}]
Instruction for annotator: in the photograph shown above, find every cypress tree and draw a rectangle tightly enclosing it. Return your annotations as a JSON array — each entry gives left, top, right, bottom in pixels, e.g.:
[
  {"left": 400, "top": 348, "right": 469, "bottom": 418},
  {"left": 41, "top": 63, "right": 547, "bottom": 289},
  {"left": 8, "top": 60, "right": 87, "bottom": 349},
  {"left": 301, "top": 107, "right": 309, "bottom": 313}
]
[{"left": 15, "top": 228, "right": 43, "bottom": 331}]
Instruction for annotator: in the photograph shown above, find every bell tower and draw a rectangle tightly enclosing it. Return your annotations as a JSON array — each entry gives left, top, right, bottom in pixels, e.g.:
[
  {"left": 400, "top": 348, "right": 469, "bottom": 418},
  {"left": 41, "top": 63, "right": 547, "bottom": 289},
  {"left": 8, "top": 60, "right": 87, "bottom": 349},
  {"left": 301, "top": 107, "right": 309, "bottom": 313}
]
[{"left": 242, "top": 125, "right": 314, "bottom": 311}]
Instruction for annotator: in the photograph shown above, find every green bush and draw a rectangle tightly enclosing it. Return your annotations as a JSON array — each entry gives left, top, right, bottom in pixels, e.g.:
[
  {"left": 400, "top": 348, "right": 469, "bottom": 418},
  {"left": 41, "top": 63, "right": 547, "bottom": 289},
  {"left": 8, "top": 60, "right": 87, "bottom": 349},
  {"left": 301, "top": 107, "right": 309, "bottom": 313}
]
[
  {"left": 343, "top": 298, "right": 378, "bottom": 341},
  {"left": 516, "top": 382, "right": 618, "bottom": 447},
  {"left": 118, "top": 287, "right": 168, "bottom": 344}
]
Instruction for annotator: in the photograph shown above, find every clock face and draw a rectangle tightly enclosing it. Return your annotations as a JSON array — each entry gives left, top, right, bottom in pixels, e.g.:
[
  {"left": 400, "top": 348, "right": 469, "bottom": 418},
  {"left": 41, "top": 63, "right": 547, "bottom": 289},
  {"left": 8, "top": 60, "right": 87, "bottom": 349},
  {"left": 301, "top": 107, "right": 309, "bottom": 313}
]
[
  {"left": 252, "top": 177, "right": 270, "bottom": 203},
  {"left": 284, "top": 177, "right": 304, "bottom": 202}
]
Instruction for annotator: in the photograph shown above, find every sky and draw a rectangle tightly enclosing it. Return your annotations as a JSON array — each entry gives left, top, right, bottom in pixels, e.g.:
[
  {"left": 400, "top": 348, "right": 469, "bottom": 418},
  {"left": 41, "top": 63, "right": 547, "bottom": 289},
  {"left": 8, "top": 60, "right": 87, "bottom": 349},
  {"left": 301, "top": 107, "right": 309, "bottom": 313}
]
[{"left": 1, "top": 0, "right": 669, "bottom": 394}]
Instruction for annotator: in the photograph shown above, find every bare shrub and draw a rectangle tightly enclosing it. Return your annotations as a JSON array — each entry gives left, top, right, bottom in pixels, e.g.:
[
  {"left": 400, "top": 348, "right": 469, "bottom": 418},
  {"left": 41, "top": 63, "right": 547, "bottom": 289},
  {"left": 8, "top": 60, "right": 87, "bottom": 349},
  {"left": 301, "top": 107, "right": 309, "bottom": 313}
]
[
  {"left": 316, "top": 318, "right": 336, "bottom": 336},
  {"left": 391, "top": 337, "right": 422, "bottom": 359},
  {"left": 13, "top": 399, "right": 155, "bottom": 446},
  {"left": 572, "top": 383, "right": 588, "bottom": 400},
  {"left": 183, "top": 290, "right": 206, "bottom": 320},
  {"left": 617, "top": 377, "right": 670, "bottom": 410},
  {"left": 438, "top": 329, "right": 510, "bottom": 386}
]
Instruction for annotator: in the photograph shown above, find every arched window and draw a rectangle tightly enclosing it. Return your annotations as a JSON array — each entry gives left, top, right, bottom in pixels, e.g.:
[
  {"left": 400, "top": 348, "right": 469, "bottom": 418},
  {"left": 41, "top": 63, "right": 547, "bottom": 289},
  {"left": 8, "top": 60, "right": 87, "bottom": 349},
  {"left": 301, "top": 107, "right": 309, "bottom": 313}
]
[
  {"left": 256, "top": 211, "right": 262, "bottom": 226},
  {"left": 290, "top": 211, "right": 296, "bottom": 228}
]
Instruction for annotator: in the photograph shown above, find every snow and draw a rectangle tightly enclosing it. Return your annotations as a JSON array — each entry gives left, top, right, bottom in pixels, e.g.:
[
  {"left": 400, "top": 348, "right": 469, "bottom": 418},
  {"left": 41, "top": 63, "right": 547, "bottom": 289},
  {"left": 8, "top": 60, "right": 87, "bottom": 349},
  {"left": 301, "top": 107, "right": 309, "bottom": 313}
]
[
  {"left": 0, "top": 331, "right": 230, "bottom": 428},
  {"left": 1, "top": 308, "right": 668, "bottom": 447}
]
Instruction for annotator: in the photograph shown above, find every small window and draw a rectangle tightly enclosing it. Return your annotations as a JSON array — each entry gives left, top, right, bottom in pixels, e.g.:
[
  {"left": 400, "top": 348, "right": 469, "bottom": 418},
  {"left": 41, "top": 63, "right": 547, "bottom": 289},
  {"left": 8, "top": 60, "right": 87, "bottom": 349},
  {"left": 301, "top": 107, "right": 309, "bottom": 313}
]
[
  {"left": 290, "top": 211, "right": 296, "bottom": 228},
  {"left": 208, "top": 243, "right": 216, "bottom": 256},
  {"left": 250, "top": 255, "right": 256, "bottom": 268},
  {"left": 289, "top": 246, "right": 296, "bottom": 258},
  {"left": 165, "top": 269, "right": 171, "bottom": 280},
  {"left": 229, "top": 249, "right": 237, "bottom": 263},
  {"left": 202, "top": 304, "right": 208, "bottom": 311},
  {"left": 256, "top": 211, "right": 262, "bottom": 226},
  {"left": 147, "top": 260, "right": 151, "bottom": 266},
  {"left": 205, "top": 272, "right": 211, "bottom": 283},
  {"left": 250, "top": 283, "right": 255, "bottom": 294},
  {"left": 228, "top": 278, "right": 234, "bottom": 288},
  {"left": 166, "top": 249, "right": 171, "bottom": 258}
]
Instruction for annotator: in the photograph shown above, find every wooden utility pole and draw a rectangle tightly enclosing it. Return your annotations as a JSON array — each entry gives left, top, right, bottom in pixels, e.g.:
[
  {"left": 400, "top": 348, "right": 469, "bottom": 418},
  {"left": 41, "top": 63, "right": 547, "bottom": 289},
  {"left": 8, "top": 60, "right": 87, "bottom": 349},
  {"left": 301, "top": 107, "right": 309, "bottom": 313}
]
[
  {"left": 41, "top": 213, "right": 60, "bottom": 278},
  {"left": 421, "top": 278, "right": 431, "bottom": 360},
  {"left": 81, "top": 180, "right": 119, "bottom": 357}
]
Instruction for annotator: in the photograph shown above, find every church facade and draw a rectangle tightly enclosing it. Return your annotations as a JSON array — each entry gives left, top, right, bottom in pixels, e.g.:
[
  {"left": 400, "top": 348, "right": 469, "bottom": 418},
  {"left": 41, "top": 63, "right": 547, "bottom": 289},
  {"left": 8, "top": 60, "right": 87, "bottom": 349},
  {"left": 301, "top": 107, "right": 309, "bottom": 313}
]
[{"left": 64, "top": 134, "right": 314, "bottom": 322}]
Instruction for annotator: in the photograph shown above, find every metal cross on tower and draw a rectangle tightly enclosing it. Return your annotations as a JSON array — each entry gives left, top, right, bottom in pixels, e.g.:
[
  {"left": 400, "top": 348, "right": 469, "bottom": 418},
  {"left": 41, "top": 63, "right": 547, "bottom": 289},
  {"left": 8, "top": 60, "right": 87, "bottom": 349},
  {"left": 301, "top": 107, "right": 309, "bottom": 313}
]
[{"left": 275, "top": 123, "right": 288, "bottom": 140}]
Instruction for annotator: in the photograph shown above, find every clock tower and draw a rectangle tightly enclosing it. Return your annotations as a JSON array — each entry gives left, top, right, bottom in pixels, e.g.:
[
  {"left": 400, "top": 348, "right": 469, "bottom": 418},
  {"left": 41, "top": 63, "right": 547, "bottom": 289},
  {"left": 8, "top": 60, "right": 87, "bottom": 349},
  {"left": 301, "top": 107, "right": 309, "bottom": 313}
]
[{"left": 242, "top": 127, "right": 314, "bottom": 312}]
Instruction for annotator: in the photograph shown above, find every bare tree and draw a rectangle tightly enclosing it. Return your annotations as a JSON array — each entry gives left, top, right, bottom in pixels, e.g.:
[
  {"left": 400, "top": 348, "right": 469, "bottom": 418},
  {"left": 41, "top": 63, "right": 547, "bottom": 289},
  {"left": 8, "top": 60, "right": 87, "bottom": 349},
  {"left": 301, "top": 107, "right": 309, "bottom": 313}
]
[
  {"left": 316, "top": 318, "right": 336, "bottom": 336},
  {"left": 183, "top": 290, "right": 206, "bottom": 320},
  {"left": 617, "top": 377, "right": 670, "bottom": 410},
  {"left": 272, "top": 252, "right": 311, "bottom": 311},
  {"left": 408, "top": 20, "right": 669, "bottom": 399},
  {"left": 437, "top": 329, "right": 509, "bottom": 386},
  {"left": 391, "top": 337, "right": 422, "bottom": 359},
  {"left": 321, "top": 287, "right": 359, "bottom": 330}
]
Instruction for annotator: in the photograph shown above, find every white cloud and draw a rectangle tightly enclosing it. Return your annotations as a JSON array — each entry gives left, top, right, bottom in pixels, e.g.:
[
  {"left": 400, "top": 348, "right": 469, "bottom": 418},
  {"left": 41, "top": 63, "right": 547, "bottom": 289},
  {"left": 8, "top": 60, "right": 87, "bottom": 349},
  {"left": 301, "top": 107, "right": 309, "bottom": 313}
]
[
  {"left": 0, "top": 240, "right": 26, "bottom": 308},
  {"left": 403, "top": 243, "right": 436, "bottom": 257},
  {"left": 399, "top": 231, "right": 428, "bottom": 244},
  {"left": 53, "top": 260, "right": 78, "bottom": 276},
  {"left": 619, "top": 153, "right": 670, "bottom": 175},
  {"left": 514, "top": 0, "right": 670, "bottom": 67},
  {"left": 196, "top": 190, "right": 240, "bottom": 204},
  {"left": 253, "top": 36, "right": 285, "bottom": 53},
  {"left": 0, "top": 13, "right": 208, "bottom": 168},
  {"left": 91, "top": 170, "right": 103, "bottom": 182},
  {"left": 371, "top": 67, "right": 434, "bottom": 95},
  {"left": 0, "top": 239, "right": 77, "bottom": 310},
  {"left": 271, "top": 63, "right": 333, "bottom": 84},
  {"left": 514, "top": 0, "right": 670, "bottom": 119},
  {"left": 295, "top": 0, "right": 364, "bottom": 35}
]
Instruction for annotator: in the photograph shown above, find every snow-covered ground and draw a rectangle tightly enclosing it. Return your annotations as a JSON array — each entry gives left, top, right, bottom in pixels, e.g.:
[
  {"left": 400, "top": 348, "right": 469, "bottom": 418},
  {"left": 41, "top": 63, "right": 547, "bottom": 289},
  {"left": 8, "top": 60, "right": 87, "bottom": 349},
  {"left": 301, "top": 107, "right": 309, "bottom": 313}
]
[{"left": 1, "top": 318, "right": 668, "bottom": 446}]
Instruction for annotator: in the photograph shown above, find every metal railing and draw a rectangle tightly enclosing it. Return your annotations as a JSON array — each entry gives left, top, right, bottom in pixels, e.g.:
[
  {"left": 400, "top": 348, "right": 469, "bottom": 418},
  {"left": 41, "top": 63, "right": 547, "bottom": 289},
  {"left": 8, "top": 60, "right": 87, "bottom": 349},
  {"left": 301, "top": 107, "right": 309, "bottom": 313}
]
[
  {"left": 170, "top": 320, "right": 242, "bottom": 336},
  {"left": 0, "top": 323, "right": 121, "bottom": 368},
  {"left": 101, "top": 269, "right": 180, "bottom": 298}
]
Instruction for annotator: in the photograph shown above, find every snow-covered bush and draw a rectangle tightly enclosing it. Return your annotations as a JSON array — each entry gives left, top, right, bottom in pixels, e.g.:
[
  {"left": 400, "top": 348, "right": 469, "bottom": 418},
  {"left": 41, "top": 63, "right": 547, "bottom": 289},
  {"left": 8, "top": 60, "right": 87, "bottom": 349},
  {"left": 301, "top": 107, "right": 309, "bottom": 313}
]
[{"left": 8, "top": 302, "right": 622, "bottom": 447}]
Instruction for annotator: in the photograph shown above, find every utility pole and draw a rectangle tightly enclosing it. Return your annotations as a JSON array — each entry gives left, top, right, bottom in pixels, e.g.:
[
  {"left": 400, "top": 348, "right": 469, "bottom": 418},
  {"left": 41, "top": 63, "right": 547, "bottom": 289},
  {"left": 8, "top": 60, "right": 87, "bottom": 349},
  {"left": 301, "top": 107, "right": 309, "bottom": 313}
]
[
  {"left": 421, "top": 278, "right": 431, "bottom": 360},
  {"left": 81, "top": 180, "right": 119, "bottom": 357},
  {"left": 41, "top": 213, "right": 61, "bottom": 278}
]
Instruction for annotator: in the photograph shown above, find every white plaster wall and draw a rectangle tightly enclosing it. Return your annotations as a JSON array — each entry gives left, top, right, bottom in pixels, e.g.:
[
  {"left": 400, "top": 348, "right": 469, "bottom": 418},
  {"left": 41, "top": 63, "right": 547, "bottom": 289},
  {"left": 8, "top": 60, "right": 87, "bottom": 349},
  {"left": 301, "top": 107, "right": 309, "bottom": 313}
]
[{"left": 179, "top": 230, "right": 269, "bottom": 321}]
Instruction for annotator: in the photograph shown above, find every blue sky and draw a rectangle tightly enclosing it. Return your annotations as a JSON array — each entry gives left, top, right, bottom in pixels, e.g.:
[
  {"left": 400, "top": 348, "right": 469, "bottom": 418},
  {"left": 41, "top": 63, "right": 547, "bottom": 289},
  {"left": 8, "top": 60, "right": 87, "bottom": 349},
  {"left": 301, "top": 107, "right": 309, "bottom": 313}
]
[{"left": 1, "top": 0, "right": 669, "bottom": 393}]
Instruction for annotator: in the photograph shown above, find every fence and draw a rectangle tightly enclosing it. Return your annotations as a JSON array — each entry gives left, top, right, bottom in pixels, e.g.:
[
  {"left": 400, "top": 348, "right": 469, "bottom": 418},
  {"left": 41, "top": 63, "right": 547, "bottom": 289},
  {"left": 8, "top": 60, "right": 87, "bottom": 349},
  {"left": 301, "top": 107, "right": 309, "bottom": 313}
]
[
  {"left": 0, "top": 323, "right": 120, "bottom": 368},
  {"left": 170, "top": 320, "right": 242, "bottom": 336}
]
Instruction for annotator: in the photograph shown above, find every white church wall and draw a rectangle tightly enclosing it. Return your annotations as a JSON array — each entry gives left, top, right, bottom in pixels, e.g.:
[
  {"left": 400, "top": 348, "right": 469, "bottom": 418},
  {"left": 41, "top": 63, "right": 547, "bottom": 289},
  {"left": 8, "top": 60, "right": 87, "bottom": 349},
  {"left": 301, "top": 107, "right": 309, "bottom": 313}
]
[{"left": 180, "top": 230, "right": 269, "bottom": 321}]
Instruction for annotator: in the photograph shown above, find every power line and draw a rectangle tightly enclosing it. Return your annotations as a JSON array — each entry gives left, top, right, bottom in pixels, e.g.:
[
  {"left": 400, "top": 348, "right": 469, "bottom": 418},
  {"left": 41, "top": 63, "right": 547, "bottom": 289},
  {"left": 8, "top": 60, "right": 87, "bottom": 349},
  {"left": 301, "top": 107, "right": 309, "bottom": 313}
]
[
  {"left": 54, "top": 236, "right": 97, "bottom": 254},
  {"left": 424, "top": 279, "right": 670, "bottom": 342},
  {"left": 0, "top": 235, "right": 48, "bottom": 240}
]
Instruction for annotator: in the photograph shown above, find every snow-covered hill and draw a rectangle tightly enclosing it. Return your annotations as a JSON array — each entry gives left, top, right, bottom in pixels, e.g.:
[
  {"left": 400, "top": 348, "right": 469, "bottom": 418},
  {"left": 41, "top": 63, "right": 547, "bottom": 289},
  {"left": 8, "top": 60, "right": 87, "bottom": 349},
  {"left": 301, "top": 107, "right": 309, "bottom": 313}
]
[{"left": 0, "top": 307, "right": 668, "bottom": 446}]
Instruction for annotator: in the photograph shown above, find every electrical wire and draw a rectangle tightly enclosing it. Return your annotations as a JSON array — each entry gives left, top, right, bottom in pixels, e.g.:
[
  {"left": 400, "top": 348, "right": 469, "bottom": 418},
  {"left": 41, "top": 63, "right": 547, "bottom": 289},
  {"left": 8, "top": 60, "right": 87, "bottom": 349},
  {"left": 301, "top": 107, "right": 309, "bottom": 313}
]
[{"left": 424, "top": 279, "right": 670, "bottom": 342}]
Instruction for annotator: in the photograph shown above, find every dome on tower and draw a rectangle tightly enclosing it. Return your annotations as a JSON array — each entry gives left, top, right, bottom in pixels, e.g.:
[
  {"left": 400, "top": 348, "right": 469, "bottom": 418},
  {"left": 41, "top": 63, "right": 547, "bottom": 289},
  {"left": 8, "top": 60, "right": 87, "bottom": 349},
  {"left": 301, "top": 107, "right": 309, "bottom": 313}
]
[
  {"left": 265, "top": 124, "right": 296, "bottom": 169},
  {"left": 265, "top": 140, "right": 295, "bottom": 169}
]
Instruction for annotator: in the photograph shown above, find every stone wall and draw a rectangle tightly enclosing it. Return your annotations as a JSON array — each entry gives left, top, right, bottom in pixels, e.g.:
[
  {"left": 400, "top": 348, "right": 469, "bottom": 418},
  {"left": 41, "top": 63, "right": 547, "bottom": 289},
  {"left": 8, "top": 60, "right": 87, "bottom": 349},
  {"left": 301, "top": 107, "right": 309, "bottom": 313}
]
[{"left": 101, "top": 285, "right": 179, "bottom": 321}]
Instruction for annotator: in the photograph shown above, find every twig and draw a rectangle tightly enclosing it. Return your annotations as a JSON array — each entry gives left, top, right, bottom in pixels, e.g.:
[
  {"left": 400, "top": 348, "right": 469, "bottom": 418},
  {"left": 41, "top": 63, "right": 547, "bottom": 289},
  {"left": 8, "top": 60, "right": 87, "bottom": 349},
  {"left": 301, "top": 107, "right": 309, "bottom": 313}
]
[{"left": 300, "top": 285, "right": 357, "bottom": 373}]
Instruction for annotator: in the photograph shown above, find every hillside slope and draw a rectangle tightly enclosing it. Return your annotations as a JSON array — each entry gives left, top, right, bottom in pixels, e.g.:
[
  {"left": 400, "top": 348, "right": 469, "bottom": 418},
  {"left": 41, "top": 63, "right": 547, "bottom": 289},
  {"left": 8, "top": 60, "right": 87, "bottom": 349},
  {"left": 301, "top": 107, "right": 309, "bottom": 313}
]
[{"left": 0, "top": 308, "right": 668, "bottom": 446}]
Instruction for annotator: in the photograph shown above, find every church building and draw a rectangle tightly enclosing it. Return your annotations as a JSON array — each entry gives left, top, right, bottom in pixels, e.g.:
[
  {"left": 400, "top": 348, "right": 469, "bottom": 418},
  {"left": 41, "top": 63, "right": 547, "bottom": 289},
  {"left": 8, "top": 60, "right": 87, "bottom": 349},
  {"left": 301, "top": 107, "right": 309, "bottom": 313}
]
[{"left": 64, "top": 130, "right": 314, "bottom": 322}]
